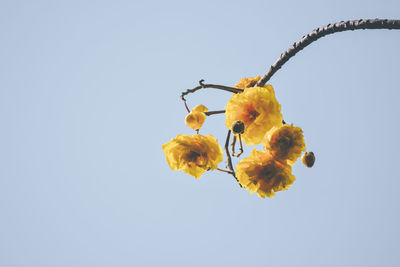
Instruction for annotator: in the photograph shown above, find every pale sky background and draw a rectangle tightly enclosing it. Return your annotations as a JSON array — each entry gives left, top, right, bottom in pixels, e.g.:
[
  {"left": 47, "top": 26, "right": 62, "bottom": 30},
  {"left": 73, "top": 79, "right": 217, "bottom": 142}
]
[{"left": 1, "top": 0, "right": 399, "bottom": 266}]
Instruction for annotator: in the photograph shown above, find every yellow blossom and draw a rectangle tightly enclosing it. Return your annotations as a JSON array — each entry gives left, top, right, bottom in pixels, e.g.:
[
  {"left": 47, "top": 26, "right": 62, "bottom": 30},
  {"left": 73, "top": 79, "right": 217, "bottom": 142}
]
[
  {"left": 236, "top": 149, "right": 295, "bottom": 198},
  {"left": 264, "top": 124, "right": 306, "bottom": 165},
  {"left": 234, "top": 76, "right": 262, "bottom": 89},
  {"left": 162, "top": 134, "right": 223, "bottom": 178},
  {"left": 234, "top": 76, "right": 275, "bottom": 95},
  {"left": 225, "top": 86, "right": 282, "bottom": 145},
  {"left": 185, "top": 105, "right": 208, "bottom": 130}
]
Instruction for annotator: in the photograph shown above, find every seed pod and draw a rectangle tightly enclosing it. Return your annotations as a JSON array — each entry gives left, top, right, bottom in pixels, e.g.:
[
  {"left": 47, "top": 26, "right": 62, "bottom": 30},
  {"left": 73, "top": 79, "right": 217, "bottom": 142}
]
[
  {"left": 302, "top": 152, "right": 315, "bottom": 168},
  {"left": 232, "top": 121, "right": 245, "bottom": 134}
]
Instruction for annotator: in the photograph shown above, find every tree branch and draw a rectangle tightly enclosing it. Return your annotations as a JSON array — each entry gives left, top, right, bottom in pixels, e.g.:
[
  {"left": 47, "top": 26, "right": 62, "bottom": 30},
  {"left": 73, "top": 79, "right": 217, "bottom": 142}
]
[
  {"left": 181, "top": 80, "right": 243, "bottom": 102},
  {"left": 257, "top": 19, "right": 400, "bottom": 86}
]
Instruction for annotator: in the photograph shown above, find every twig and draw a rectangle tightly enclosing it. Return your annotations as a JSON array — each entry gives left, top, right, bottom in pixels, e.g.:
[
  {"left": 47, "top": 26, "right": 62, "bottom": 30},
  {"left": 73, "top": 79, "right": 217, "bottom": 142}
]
[
  {"left": 183, "top": 100, "right": 190, "bottom": 113},
  {"left": 205, "top": 110, "right": 225, "bottom": 116},
  {"left": 257, "top": 19, "right": 400, "bottom": 86},
  {"left": 217, "top": 168, "right": 234, "bottom": 174},
  {"left": 181, "top": 80, "right": 243, "bottom": 101}
]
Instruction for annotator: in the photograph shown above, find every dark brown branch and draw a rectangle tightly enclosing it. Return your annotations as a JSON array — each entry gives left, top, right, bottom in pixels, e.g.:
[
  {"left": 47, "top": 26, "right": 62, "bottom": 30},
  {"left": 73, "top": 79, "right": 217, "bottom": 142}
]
[
  {"left": 224, "top": 130, "right": 241, "bottom": 186},
  {"left": 216, "top": 168, "right": 234, "bottom": 174},
  {"left": 224, "top": 130, "right": 234, "bottom": 173},
  {"left": 257, "top": 19, "right": 400, "bottom": 86},
  {"left": 181, "top": 80, "right": 243, "bottom": 101},
  {"left": 205, "top": 110, "right": 225, "bottom": 116}
]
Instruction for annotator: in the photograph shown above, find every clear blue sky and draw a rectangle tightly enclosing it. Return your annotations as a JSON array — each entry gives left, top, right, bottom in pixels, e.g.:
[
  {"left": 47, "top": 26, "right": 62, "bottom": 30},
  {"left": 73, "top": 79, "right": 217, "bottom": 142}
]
[{"left": 1, "top": 0, "right": 399, "bottom": 266}]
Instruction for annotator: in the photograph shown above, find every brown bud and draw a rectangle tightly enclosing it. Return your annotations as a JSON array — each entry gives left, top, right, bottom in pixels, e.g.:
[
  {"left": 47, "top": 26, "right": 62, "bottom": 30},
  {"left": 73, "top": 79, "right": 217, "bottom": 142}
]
[
  {"left": 232, "top": 121, "right": 245, "bottom": 134},
  {"left": 302, "top": 152, "right": 315, "bottom": 168}
]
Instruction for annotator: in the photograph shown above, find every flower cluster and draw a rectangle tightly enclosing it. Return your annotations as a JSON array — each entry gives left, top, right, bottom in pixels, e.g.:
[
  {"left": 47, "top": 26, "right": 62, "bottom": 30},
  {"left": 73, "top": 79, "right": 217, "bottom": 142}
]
[
  {"left": 236, "top": 124, "right": 306, "bottom": 198},
  {"left": 162, "top": 76, "right": 314, "bottom": 198}
]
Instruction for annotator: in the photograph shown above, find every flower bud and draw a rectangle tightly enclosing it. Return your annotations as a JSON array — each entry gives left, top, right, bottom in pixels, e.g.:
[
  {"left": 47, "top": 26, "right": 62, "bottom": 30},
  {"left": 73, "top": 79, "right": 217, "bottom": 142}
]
[
  {"left": 231, "top": 120, "right": 245, "bottom": 134},
  {"left": 302, "top": 152, "right": 315, "bottom": 168},
  {"left": 185, "top": 105, "right": 208, "bottom": 130}
]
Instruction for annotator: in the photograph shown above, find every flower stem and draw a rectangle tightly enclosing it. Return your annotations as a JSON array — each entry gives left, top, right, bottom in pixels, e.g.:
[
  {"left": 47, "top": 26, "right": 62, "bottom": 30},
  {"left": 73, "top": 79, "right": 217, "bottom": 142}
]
[
  {"left": 183, "top": 99, "right": 191, "bottom": 113},
  {"left": 257, "top": 19, "right": 400, "bottom": 86},
  {"left": 205, "top": 110, "right": 225, "bottom": 116},
  {"left": 216, "top": 168, "right": 234, "bottom": 174},
  {"left": 224, "top": 130, "right": 242, "bottom": 187},
  {"left": 231, "top": 134, "right": 244, "bottom": 157}
]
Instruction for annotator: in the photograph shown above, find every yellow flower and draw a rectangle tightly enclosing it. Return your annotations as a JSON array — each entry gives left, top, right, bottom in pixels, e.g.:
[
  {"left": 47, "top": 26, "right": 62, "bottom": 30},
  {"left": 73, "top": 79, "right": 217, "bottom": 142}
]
[
  {"left": 225, "top": 86, "right": 282, "bottom": 145},
  {"left": 236, "top": 149, "right": 295, "bottom": 198},
  {"left": 185, "top": 105, "right": 208, "bottom": 130},
  {"left": 264, "top": 124, "right": 306, "bottom": 165},
  {"left": 162, "top": 134, "right": 223, "bottom": 178},
  {"left": 234, "top": 76, "right": 262, "bottom": 89},
  {"left": 234, "top": 76, "right": 275, "bottom": 95}
]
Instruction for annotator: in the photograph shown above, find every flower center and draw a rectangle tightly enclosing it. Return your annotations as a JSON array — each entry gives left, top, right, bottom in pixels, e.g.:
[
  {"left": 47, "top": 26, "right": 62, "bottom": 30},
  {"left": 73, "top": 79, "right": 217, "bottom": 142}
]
[
  {"left": 246, "top": 108, "right": 259, "bottom": 123},
  {"left": 185, "top": 150, "right": 208, "bottom": 167},
  {"left": 277, "top": 135, "right": 292, "bottom": 149},
  {"left": 186, "top": 151, "right": 201, "bottom": 162},
  {"left": 259, "top": 165, "right": 273, "bottom": 179}
]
